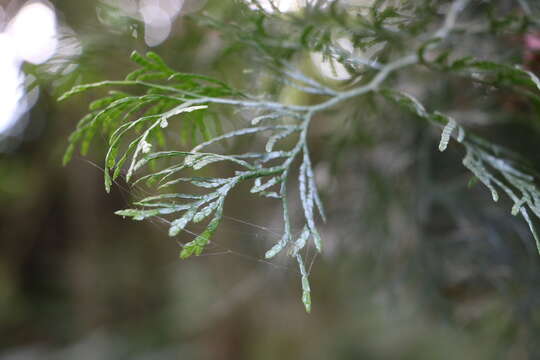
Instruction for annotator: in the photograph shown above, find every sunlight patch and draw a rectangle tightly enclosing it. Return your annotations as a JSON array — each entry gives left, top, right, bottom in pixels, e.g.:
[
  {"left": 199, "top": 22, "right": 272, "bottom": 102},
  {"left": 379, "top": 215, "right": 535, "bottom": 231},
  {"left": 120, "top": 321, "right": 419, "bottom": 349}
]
[
  {"left": 0, "top": 1, "right": 58, "bottom": 139},
  {"left": 245, "top": 0, "right": 306, "bottom": 13}
]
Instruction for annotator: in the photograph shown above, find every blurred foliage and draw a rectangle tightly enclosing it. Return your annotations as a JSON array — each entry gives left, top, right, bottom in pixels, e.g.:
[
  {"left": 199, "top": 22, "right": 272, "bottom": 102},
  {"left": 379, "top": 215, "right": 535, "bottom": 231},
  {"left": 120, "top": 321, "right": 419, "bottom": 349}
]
[{"left": 3, "top": 0, "right": 540, "bottom": 359}]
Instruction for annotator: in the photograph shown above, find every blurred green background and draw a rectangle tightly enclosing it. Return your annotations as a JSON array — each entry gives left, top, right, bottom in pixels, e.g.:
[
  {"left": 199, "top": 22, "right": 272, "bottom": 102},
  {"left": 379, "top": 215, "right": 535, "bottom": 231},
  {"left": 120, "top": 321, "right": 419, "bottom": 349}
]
[{"left": 2, "top": 0, "right": 540, "bottom": 359}]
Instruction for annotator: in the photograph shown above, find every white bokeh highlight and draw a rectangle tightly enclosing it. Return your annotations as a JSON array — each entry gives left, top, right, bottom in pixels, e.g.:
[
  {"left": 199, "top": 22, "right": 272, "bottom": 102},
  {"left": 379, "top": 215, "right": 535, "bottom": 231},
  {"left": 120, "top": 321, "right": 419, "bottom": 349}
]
[
  {"left": 139, "top": 2, "right": 174, "bottom": 47},
  {"left": 0, "top": 33, "right": 24, "bottom": 134},
  {"left": 103, "top": 0, "right": 187, "bottom": 47},
  {"left": 247, "top": 0, "right": 304, "bottom": 12},
  {"left": 139, "top": 0, "right": 184, "bottom": 46},
  {"left": 0, "top": 1, "right": 58, "bottom": 137},
  {"left": 6, "top": 2, "right": 58, "bottom": 65}
]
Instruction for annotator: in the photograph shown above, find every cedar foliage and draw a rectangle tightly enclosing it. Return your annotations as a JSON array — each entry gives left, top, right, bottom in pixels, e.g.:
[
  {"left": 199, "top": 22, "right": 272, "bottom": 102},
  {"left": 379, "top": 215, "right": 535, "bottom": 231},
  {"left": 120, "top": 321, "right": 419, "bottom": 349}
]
[{"left": 61, "top": 0, "right": 540, "bottom": 312}]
